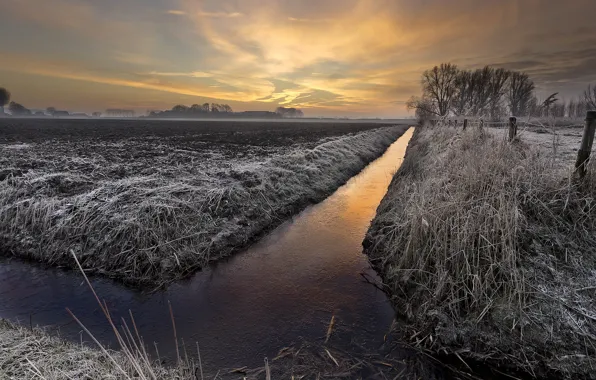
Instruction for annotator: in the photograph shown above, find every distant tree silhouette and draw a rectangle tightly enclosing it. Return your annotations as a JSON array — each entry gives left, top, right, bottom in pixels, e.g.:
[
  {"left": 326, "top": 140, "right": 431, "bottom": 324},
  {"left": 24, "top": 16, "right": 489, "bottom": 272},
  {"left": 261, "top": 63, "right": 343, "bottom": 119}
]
[
  {"left": 507, "top": 72, "right": 535, "bottom": 117},
  {"left": 549, "top": 101, "right": 566, "bottom": 118},
  {"left": 209, "top": 104, "right": 233, "bottom": 113},
  {"left": 0, "top": 88, "right": 10, "bottom": 114},
  {"left": 275, "top": 107, "right": 304, "bottom": 118},
  {"left": 585, "top": 85, "right": 596, "bottom": 110},
  {"left": 190, "top": 104, "right": 205, "bottom": 113},
  {"left": 172, "top": 105, "right": 189, "bottom": 113},
  {"left": 9, "top": 101, "right": 31, "bottom": 116},
  {"left": 46, "top": 107, "right": 56, "bottom": 116}
]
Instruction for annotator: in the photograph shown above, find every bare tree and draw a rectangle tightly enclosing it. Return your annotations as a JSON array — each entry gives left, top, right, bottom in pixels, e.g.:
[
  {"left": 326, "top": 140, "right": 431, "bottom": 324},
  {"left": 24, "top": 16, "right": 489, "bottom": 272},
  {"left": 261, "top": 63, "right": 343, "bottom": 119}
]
[
  {"left": 466, "top": 67, "right": 495, "bottom": 116},
  {"left": 487, "top": 68, "right": 511, "bottom": 119},
  {"left": 507, "top": 72, "right": 535, "bottom": 117},
  {"left": 0, "top": 88, "right": 10, "bottom": 114},
  {"left": 451, "top": 70, "right": 474, "bottom": 116},
  {"left": 585, "top": 85, "right": 596, "bottom": 110},
  {"left": 421, "top": 63, "right": 459, "bottom": 117},
  {"left": 407, "top": 96, "right": 439, "bottom": 119},
  {"left": 409, "top": 64, "right": 539, "bottom": 120}
]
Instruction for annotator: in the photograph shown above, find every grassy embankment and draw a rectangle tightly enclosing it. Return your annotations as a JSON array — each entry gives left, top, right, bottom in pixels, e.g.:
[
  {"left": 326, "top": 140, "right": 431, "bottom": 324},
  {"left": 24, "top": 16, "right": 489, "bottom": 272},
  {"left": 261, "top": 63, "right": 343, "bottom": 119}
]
[
  {"left": 365, "top": 123, "right": 596, "bottom": 378},
  {"left": 0, "top": 126, "right": 406, "bottom": 286}
]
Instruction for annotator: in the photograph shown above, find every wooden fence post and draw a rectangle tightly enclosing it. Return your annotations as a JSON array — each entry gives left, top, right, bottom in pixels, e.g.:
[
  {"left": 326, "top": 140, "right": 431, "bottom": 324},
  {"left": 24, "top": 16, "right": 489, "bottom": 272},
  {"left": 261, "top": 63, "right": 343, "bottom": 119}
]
[
  {"left": 575, "top": 111, "right": 596, "bottom": 179},
  {"left": 463, "top": 119, "right": 468, "bottom": 130},
  {"left": 508, "top": 117, "right": 517, "bottom": 141}
]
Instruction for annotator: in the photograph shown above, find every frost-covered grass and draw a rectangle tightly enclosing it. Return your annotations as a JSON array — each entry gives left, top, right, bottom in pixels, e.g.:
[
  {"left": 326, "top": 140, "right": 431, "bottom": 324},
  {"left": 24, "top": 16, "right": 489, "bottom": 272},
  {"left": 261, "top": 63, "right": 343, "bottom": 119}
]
[
  {"left": 0, "top": 320, "right": 193, "bottom": 380},
  {"left": 488, "top": 117, "right": 585, "bottom": 167},
  {"left": 0, "top": 126, "right": 407, "bottom": 286},
  {"left": 365, "top": 124, "right": 596, "bottom": 378}
]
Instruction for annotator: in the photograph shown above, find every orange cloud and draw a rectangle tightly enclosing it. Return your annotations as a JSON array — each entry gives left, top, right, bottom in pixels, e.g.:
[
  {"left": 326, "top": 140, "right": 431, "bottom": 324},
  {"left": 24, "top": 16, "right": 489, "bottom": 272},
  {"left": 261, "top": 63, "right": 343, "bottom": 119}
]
[{"left": 0, "top": 54, "right": 271, "bottom": 102}]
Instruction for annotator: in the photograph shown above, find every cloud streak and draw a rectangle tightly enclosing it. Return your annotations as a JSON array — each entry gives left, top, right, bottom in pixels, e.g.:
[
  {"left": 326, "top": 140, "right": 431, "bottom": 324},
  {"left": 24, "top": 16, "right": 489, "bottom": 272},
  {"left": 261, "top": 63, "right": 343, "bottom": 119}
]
[{"left": 0, "top": 0, "right": 595, "bottom": 116}]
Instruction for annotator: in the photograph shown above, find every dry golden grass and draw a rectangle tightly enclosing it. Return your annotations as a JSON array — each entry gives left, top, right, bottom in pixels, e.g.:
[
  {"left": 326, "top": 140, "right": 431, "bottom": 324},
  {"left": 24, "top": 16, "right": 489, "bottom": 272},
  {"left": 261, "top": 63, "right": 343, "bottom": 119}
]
[{"left": 365, "top": 123, "right": 596, "bottom": 378}]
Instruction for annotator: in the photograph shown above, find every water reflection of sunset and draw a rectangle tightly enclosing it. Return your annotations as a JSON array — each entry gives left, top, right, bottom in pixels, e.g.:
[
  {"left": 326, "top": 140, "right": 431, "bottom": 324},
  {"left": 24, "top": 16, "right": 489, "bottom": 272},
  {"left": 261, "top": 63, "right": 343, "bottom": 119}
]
[{"left": 338, "top": 127, "right": 413, "bottom": 232}]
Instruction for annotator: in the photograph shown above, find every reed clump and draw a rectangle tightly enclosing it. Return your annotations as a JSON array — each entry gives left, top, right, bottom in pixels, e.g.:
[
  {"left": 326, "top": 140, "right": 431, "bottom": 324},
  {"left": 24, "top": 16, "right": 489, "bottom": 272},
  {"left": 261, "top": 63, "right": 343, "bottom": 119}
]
[{"left": 365, "top": 125, "right": 596, "bottom": 378}]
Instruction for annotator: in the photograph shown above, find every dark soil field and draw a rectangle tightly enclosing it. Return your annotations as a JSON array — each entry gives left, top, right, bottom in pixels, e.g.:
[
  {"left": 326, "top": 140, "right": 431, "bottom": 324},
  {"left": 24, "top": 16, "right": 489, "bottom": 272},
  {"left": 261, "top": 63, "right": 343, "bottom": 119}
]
[
  {"left": 0, "top": 118, "right": 398, "bottom": 146},
  {"left": 0, "top": 118, "right": 407, "bottom": 286}
]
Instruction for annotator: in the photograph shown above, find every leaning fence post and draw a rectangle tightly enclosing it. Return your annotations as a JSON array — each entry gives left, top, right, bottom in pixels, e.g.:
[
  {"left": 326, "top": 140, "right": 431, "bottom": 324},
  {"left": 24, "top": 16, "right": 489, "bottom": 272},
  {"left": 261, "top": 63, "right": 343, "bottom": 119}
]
[
  {"left": 508, "top": 117, "right": 517, "bottom": 141},
  {"left": 575, "top": 111, "right": 596, "bottom": 179}
]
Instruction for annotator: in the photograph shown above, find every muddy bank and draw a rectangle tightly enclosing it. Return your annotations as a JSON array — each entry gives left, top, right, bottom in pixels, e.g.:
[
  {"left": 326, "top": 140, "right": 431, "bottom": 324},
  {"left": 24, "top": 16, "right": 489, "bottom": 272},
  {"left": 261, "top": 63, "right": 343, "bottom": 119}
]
[
  {"left": 364, "top": 125, "right": 596, "bottom": 378},
  {"left": 0, "top": 126, "right": 407, "bottom": 286}
]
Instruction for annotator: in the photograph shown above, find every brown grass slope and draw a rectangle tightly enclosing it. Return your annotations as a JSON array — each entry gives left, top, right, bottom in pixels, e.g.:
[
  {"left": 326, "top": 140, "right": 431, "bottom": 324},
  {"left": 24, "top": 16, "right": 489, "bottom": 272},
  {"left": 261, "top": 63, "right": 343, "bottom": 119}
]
[
  {"left": 0, "top": 126, "right": 407, "bottom": 286},
  {"left": 364, "top": 125, "right": 596, "bottom": 378}
]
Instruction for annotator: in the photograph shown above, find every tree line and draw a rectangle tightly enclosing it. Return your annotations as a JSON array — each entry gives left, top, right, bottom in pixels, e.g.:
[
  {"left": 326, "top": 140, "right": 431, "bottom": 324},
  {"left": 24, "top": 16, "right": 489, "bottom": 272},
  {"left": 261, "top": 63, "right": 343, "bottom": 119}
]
[
  {"left": 0, "top": 88, "right": 33, "bottom": 116},
  {"left": 275, "top": 107, "right": 304, "bottom": 118},
  {"left": 0, "top": 88, "right": 78, "bottom": 116},
  {"left": 149, "top": 103, "right": 234, "bottom": 117},
  {"left": 0, "top": 87, "right": 308, "bottom": 119},
  {"left": 149, "top": 104, "right": 305, "bottom": 118},
  {"left": 407, "top": 63, "right": 596, "bottom": 120}
]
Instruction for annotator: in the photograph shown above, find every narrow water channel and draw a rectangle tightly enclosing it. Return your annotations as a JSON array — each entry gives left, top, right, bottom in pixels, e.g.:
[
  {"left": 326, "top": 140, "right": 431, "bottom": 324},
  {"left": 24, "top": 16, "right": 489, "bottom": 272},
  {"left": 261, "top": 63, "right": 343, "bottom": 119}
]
[{"left": 0, "top": 128, "right": 413, "bottom": 370}]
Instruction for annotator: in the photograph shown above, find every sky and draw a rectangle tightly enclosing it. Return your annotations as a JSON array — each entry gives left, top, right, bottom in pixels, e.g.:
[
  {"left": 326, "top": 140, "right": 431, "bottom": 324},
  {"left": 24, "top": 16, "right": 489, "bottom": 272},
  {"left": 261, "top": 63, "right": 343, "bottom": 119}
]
[{"left": 0, "top": 0, "right": 595, "bottom": 118}]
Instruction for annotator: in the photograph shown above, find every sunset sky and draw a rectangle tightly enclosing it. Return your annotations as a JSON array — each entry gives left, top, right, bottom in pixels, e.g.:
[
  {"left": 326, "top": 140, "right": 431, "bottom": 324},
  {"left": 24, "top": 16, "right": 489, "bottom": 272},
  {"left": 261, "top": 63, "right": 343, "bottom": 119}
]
[{"left": 1, "top": 0, "right": 595, "bottom": 117}]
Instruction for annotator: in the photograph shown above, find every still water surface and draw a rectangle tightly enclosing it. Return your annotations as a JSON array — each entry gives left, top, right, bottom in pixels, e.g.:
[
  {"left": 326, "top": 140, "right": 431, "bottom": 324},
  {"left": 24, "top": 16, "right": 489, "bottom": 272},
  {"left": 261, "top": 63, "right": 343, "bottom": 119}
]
[{"left": 0, "top": 128, "right": 413, "bottom": 370}]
